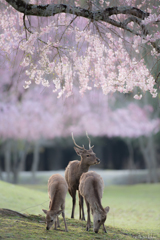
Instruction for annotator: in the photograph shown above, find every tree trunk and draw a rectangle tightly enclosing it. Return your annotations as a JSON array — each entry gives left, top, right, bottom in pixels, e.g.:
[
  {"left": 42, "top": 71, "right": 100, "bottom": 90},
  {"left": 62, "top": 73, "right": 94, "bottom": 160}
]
[
  {"left": 125, "top": 139, "right": 135, "bottom": 184},
  {"left": 148, "top": 135, "right": 158, "bottom": 183},
  {"left": 18, "top": 150, "right": 26, "bottom": 171},
  {"left": 139, "top": 94, "right": 159, "bottom": 183},
  {"left": 4, "top": 140, "right": 11, "bottom": 182},
  {"left": 52, "top": 147, "right": 62, "bottom": 170},
  {"left": 139, "top": 136, "right": 158, "bottom": 183},
  {"left": 93, "top": 146, "right": 102, "bottom": 169},
  {"left": 18, "top": 143, "right": 29, "bottom": 172},
  {"left": 106, "top": 143, "right": 113, "bottom": 169},
  {"left": 31, "top": 142, "right": 40, "bottom": 183},
  {"left": 126, "top": 139, "right": 135, "bottom": 170},
  {"left": 0, "top": 160, "right": 3, "bottom": 180},
  {"left": 12, "top": 147, "right": 19, "bottom": 184}
]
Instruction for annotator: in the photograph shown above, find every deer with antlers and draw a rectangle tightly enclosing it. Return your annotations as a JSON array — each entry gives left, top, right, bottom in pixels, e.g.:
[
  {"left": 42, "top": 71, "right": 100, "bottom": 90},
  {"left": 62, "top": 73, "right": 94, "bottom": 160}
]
[{"left": 65, "top": 132, "right": 100, "bottom": 220}]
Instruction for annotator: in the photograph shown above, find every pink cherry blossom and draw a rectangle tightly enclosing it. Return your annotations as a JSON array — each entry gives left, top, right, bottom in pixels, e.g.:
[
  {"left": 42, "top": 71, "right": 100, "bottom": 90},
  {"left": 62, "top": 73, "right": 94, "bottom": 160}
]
[{"left": 0, "top": 0, "right": 159, "bottom": 99}]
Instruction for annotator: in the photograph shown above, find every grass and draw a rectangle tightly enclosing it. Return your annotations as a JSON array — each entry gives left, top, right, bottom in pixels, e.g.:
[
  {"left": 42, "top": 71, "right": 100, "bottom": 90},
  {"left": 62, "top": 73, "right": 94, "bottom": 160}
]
[
  {"left": 0, "top": 180, "right": 160, "bottom": 239},
  {"left": 102, "top": 184, "right": 160, "bottom": 234},
  {"left": 0, "top": 212, "right": 141, "bottom": 240}
]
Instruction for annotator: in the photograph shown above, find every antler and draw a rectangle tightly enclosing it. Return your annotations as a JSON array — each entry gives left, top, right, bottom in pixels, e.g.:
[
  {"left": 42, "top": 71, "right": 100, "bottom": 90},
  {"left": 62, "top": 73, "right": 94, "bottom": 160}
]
[
  {"left": 72, "top": 132, "right": 85, "bottom": 149},
  {"left": 86, "top": 132, "right": 94, "bottom": 149}
]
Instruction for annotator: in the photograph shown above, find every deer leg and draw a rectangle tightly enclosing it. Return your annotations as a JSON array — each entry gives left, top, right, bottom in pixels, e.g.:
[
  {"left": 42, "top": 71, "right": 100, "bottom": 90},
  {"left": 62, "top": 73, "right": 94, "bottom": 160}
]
[
  {"left": 81, "top": 196, "right": 85, "bottom": 221},
  {"left": 62, "top": 211, "right": 68, "bottom": 232},
  {"left": 57, "top": 216, "right": 60, "bottom": 228},
  {"left": 103, "top": 223, "right": 107, "bottom": 233},
  {"left": 78, "top": 191, "right": 85, "bottom": 221},
  {"left": 71, "top": 190, "right": 76, "bottom": 219},
  {"left": 78, "top": 190, "right": 82, "bottom": 220},
  {"left": 85, "top": 200, "right": 91, "bottom": 231},
  {"left": 54, "top": 220, "right": 57, "bottom": 230}
]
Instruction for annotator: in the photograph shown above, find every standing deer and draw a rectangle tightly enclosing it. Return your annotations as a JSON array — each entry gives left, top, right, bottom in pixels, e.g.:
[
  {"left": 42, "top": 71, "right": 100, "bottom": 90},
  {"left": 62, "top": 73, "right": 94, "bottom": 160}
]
[
  {"left": 65, "top": 132, "right": 100, "bottom": 220},
  {"left": 42, "top": 174, "right": 68, "bottom": 232},
  {"left": 79, "top": 171, "right": 110, "bottom": 233}
]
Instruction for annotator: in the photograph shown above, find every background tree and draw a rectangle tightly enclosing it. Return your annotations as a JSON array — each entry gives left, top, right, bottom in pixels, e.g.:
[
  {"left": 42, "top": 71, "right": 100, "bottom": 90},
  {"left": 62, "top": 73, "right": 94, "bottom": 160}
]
[{"left": 0, "top": 66, "right": 159, "bottom": 182}]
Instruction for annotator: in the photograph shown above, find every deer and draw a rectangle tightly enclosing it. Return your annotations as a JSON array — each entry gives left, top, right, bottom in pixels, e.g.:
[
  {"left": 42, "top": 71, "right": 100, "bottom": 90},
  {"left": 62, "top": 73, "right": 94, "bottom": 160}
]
[
  {"left": 65, "top": 132, "right": 100, "bottom": 221},
  {"left": 42, "top": 173, "right": 68, "bottom": 232},
  {"left": 79, "top": 171, "right": 110, "bottom": 233}
]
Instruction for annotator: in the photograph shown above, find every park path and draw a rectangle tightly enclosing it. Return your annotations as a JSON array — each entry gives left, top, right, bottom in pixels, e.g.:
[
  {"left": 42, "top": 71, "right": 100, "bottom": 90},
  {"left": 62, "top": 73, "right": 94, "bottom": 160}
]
[{"left": 2, "top": 169, "right": 156, "bottom": 185}]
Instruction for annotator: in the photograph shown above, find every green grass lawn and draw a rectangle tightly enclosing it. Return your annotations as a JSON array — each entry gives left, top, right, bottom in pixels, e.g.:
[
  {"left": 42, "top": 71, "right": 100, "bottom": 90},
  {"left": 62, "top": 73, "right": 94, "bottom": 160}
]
[{"left": 0, "top": 180, "right": 160, "bottom": 239}]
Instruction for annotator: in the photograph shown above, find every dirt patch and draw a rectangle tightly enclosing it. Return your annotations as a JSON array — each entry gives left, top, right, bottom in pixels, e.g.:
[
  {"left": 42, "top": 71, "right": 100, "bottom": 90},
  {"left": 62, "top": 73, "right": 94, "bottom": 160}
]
[
  {"left": 0, "top": 208, "right": 45, "bottom": 222},
  {"left": 0, "top": 208, "right": 28, "bottom": 218}
]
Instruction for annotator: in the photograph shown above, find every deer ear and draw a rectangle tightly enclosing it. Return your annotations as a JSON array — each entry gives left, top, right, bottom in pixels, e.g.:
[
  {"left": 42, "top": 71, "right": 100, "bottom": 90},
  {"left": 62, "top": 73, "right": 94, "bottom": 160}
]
[
  {"left": 56, "top": 209, "right": 63, "bottom": 216},
  {"left": 104, "top": 206, "right": 110, "bottom": 213},
  {"left": 42, "top": 209, "right": 48, "bottom": 215},
  {"left": 74, "top": 147, "right": 83, "bottom": 156}
]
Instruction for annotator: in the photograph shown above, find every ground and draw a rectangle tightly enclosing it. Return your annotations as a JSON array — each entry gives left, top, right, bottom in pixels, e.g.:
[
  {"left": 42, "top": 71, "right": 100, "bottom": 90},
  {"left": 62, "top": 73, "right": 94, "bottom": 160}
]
[{"left": 0, "top": 180, "right": 159, "bottom": 239}]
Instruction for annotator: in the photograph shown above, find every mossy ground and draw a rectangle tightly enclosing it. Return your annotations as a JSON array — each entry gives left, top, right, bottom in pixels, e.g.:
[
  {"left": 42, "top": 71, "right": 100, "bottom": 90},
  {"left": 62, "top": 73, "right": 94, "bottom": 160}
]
[
  {"left": 0, "top": 180, "right": 159, "bottom": 239},
  {"left": 0, "top": 212, "right": 156, "bottom": 240}
]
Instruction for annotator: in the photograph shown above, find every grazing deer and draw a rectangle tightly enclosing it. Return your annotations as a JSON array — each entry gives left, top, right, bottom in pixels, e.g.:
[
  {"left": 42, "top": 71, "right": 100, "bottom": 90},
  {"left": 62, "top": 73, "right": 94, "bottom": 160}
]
[
  {"left": 79, "top": 171, "right": 110, "bottom": 233},
  {"left": 42, "top": 174, "right": 68, "bottom": 232},
  {"left": 65, "top": 133, "right": 100, "bottom": 220}
]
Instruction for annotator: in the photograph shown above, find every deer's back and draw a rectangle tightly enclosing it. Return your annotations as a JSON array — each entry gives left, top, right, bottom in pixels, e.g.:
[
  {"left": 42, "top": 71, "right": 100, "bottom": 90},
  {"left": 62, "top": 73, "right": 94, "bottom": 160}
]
[
  {"left": 79, "top": 171, "right": 104, "bottom": 203},
  {"left": 65, "top": 160, "right": 82, "bottom": 190},
  {"left": 48, "top": 174, "right": 68, "bottom": 200}
]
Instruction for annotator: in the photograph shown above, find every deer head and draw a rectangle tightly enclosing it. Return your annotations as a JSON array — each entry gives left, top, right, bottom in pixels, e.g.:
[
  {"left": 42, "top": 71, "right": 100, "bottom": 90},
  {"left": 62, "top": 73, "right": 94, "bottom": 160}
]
[
  {"left": 72, "top": 132, "right": 100, "bottom": 165},
  {"left": 42, "top": 209, "right": 63, "bottom": 230},
  {"left": 92, "top": 204, "right": 110, "bottom": 233}
]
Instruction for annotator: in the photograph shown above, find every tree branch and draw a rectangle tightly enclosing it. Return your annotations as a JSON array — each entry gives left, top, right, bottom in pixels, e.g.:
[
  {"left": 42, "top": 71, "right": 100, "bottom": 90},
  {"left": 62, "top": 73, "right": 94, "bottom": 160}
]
[
  {"left": 5, "top": 0, "right": 149, "bottom": 20},
  {"left": 5, "top": 0, "right": 160, "bottom": 54}
]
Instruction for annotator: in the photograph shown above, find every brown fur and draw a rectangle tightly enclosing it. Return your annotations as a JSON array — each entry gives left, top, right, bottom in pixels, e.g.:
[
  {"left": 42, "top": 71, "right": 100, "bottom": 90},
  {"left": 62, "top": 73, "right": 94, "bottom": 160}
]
[
  {"left": 42, "top": 174, "right": 68, "bottom": 232},
  {"left": 79, "top": 171, "right": 110, "bottom": 233},
  {"left": 65, "top": 143, "right": 100, "bottom": 220}
]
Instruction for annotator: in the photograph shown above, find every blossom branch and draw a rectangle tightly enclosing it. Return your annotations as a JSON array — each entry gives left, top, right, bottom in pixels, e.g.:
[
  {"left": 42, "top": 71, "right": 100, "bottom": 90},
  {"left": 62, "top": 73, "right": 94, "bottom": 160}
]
[
  {"left": 22, "top": 13, "right": 65, "bottom": 51},
  {"left": 5, "top": 0, "right": 149, "bottom": 20},
  {"left": 4, "top": 1, "right": 153, "bottom": 43}
]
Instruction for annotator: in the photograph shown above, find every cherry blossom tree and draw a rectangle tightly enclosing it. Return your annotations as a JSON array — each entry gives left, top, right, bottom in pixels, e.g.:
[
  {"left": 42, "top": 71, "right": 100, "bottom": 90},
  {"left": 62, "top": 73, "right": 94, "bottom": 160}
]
[
  {"left": 0, "top": 0, "right": 160, "bottom": 99},
  {"left": 0, "top": 69, "right": 160, "bottom": 182},
  {"left": 1, "top": 0, "right": 160, "bottom": 183}
]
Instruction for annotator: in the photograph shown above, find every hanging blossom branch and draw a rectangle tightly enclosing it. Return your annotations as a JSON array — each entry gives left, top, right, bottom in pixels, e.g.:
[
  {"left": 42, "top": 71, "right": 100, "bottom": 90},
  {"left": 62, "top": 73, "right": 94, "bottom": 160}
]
[
  {"left": 3, "top": 0, "right": 160, "bottom": 98},
  {"left": 4, "top": 0, "right": 150, "bottom": 35},
  {"left": 22, "top": 14, "right": 65, "bottom": 50},
  {"left": 5, "top": 1, "right": 160, "bottom": 51}
]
